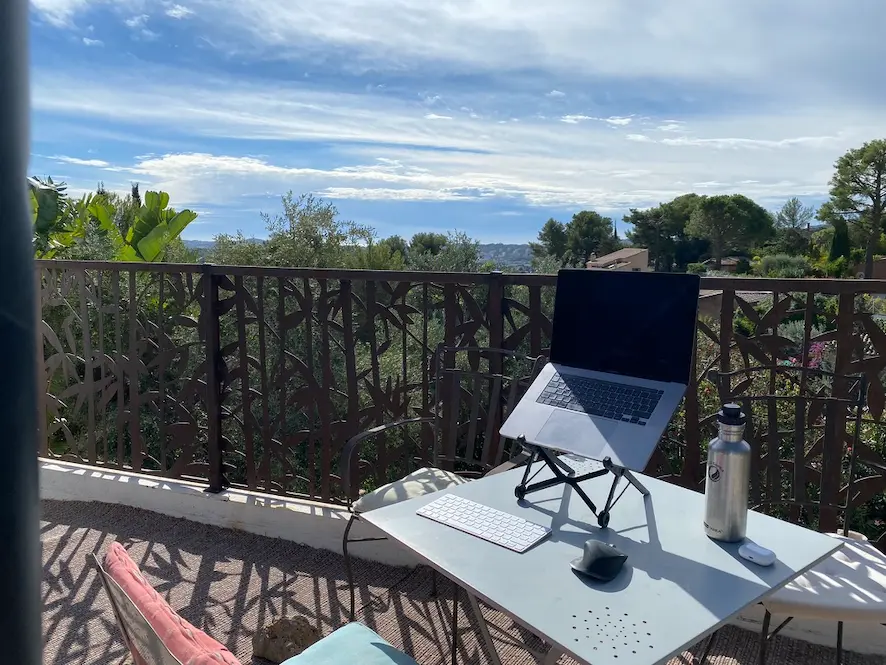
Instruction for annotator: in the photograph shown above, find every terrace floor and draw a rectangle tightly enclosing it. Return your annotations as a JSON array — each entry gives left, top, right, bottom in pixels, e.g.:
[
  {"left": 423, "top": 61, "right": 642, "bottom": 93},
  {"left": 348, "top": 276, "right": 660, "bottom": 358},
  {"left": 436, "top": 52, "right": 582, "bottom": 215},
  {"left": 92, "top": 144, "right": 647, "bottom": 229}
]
[{"left": 42, "top": 499, "right": 878, "bottom": 665}]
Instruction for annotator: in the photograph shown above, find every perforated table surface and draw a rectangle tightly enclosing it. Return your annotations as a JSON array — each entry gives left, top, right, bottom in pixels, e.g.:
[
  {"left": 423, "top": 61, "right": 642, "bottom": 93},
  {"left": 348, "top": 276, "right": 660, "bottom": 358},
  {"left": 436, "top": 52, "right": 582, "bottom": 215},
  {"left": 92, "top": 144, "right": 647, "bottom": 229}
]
[{"left": 362, "top": 460, "right": 843, "bottom": 665}]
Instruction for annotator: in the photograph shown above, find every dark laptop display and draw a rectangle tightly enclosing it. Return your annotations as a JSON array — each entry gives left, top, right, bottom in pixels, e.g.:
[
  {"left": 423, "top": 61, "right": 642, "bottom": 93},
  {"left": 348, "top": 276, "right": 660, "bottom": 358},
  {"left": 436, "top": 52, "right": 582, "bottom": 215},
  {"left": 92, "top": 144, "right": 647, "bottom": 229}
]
[{"left": 550, "top": 269, "right": 700, "bottom": 385}]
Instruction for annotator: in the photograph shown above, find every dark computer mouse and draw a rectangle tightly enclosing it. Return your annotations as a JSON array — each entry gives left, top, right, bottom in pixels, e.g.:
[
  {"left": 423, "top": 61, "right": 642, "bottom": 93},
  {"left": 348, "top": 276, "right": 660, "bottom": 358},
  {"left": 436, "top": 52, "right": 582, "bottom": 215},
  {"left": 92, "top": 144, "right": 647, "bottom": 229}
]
[{"left": 570, "top": 539, "right": 628, "bottom": 582}]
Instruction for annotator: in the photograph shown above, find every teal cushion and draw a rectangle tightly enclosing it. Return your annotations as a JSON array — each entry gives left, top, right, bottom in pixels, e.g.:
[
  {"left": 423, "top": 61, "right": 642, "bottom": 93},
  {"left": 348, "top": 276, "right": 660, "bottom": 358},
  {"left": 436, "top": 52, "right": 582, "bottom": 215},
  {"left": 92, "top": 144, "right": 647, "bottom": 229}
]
[{"left": 280, "top": 623, "right": 419, "bottom": 665}]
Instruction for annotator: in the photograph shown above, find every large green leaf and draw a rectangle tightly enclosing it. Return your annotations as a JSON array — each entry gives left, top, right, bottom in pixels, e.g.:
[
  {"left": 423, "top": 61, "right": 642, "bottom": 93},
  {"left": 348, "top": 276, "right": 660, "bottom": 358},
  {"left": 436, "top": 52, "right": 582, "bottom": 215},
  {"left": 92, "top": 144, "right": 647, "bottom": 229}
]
[
  {"left": 136, "top": 225, "right": 168, "bottom": 262},
  {"left": 166, "top": 209, "right": 197, "bottom": 239},
  {"left": 29, "top": 178, "right": 63, "bottom": 235},
  {"left": 87, "top": 200, "right": 116, "bottom": 234},
  {"left": 125, "top": 190, "right": 198, "bottom": 261},
  {"left": 116, "top": 245, "right": 141, "bottom": 262},
  {"left": 137, "top": 209, "right": 198, "bottom": 261},
  {"left": 144, "top": 190, "right": 170, "bottom": 212}
]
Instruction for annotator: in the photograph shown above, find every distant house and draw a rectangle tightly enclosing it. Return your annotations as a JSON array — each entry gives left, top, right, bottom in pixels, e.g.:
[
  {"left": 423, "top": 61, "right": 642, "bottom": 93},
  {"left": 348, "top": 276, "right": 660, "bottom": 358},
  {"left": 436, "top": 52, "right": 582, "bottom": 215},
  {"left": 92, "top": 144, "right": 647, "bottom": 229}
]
[
  {"left": 702, "top": 257, "right": 744, "bottom": 273},
  {"left": 586, "top": 247, "right": 649, "bottom": 271},
  {"left": 852, "top": 257, "right": 886, "bottom": 279}
]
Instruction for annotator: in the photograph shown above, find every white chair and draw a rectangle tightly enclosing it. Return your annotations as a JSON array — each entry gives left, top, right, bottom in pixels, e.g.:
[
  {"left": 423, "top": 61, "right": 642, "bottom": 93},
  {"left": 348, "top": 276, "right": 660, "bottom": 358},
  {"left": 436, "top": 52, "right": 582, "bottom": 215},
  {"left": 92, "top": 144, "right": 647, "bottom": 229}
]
[
  {"left": 759, "top": 529, "right": 886, "bottom": 663},
  {"left": 338, "top": 345, "right": 546, "bottom": 620}
]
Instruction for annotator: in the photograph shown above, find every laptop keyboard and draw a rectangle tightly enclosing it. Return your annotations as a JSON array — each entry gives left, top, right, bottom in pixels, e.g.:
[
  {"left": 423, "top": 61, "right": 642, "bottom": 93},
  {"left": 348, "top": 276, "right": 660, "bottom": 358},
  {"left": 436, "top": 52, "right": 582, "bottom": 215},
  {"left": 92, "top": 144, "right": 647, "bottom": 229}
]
[{"left": 536, "top": 375, "right": 663, "bottom": 426}]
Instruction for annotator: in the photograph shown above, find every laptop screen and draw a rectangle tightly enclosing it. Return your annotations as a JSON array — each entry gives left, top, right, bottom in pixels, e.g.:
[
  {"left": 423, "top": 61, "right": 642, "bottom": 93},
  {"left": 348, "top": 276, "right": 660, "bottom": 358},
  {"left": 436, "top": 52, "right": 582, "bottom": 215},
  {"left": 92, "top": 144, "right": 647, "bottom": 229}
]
[{"left": 549, "top": 269, "right": 700, "bottom": 384}]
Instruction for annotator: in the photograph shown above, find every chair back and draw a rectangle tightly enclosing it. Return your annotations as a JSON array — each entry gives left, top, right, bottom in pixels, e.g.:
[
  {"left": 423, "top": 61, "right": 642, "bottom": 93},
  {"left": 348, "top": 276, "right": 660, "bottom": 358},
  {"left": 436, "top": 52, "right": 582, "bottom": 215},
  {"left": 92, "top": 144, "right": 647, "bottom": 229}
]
[
  {"left": 91, "top": 553, "right": 183, "bottom": 665},
  {"left": 432, "top": 345, "right": 547, "bottom": 475},
  {"left": 706, "top": 366, "right": 867, "bottom": 535}
]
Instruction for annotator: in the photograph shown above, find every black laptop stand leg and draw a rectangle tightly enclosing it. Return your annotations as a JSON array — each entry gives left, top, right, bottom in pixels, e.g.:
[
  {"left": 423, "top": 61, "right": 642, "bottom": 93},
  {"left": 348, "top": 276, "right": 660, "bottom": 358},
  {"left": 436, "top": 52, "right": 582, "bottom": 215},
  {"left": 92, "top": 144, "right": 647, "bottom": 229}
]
[
  {"left": 515, "top": 443, "right": 609, "bottom": 517},
  {"left": 596, "top": 460, "right": 652, "bottom": 528},
  {"left": 514, "top": 444, "right": 652, "bottom": 529}
]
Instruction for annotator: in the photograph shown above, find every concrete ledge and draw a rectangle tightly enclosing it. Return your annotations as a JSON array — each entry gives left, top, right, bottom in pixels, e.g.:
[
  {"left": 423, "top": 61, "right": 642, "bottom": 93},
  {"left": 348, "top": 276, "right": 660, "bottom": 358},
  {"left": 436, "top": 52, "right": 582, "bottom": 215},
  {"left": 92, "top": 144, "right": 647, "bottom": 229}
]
[
  {"left": 38, "top": 458, "right": 420, "bottom": 568},
  {"left": 38, "top": 459, "right": 886, "bottom": 655}
]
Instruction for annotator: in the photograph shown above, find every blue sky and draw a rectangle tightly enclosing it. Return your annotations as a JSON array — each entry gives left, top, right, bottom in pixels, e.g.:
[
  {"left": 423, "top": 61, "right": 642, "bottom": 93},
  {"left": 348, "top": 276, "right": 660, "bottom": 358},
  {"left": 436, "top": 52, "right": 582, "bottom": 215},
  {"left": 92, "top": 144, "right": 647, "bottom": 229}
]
[{"left": 28, "top": 1, "right": 886, "bottom": 244}]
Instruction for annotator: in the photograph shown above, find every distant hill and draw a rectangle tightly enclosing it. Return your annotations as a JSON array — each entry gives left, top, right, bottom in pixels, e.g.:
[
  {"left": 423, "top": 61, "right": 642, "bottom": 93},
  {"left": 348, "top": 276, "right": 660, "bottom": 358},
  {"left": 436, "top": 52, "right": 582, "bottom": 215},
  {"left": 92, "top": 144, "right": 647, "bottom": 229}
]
[
  {"left": 183, "top": 239, "right": 216, "bottom": 250},
  {"left": 185, "top": 239, "right": 535, "bottom": 270},
  {"left": 479, "top": 243, "right": 533, "bottom": 270}
]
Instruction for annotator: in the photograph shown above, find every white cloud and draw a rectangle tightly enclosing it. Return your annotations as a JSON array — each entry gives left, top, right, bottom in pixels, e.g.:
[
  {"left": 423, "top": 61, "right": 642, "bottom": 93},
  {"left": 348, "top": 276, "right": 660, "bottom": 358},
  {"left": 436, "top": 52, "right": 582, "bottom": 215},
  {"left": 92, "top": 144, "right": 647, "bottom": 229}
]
[
  {"left": 657, "top": 123, "right": 684, "bottom": 132},
  {"left": 320, "top": 187, "right": 470, "bottom": 201},
  {"left": 30, "top": 65, "right": 886, "bottom": 213},
  {"left": 605, "top": 116, "right": 632, "bottom": 126},
  {"left": 546, "top": 90, "right": 565, "bottom": 98},
  {"left": 29, "top": 2, "right": 885, "bottom": 113},
  {"left": 560, "top": 115, "right": 593, "bottom": 124},
  {"left": 124, "top": 14, "right": 148, "bottom": 29},
  {"left": 82, "top": 37, "right": 103, "bottom": 46},
  {"left": 51, "top": 155, "right": 110, "bottom": 167},
  {"left": 31, "top": 0, "right": 99, "bottom": 27},
  {"left": 165, "top": 4, "right": 194, "bottom": 19},
  {"left": 424, "top": 113, "right": 452, "bottom": 120},
  {"left": 659, "top": 135, "right": 837, "bottom": 150},
  {"left": 95, "top": 0, "right": 875, "bottom": 107}
]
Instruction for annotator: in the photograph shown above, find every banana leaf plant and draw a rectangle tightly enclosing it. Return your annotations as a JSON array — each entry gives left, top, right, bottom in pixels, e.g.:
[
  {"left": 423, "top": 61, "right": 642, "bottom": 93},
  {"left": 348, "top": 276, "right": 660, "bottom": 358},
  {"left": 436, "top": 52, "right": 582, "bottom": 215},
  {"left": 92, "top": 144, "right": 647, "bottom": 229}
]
[{"left": 29, "top": 177, "right": 197, "bottom": 261}]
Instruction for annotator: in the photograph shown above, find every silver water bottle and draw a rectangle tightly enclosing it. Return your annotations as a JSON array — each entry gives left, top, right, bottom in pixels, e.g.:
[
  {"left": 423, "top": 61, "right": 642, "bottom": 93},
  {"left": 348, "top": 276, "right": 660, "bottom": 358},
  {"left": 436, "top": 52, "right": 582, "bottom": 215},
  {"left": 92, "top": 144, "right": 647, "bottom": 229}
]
[{"left": 704, "top": 403, "right": 751, "bottom": 542}]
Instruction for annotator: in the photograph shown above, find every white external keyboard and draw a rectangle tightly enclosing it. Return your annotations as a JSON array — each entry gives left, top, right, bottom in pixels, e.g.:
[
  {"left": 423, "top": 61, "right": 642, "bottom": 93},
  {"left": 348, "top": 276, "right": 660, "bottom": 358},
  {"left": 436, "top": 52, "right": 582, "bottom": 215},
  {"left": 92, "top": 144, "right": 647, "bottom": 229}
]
[{"left": 416, "top": 493, "right": 551, "bottom": 553}]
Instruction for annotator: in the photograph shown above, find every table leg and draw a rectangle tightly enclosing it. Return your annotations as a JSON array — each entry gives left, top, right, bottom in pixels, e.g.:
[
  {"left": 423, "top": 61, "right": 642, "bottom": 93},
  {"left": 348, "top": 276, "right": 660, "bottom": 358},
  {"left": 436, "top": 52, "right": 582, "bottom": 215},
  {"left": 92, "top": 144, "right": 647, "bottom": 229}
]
[
  {"left": 451, "top": 583, "right": 459, "bottom": 665},
  {"left": 542, "top": 647, "right": 564, "bottom": 665},
  {"left": 445, "top": 582, "right": 557, "bottom": 665},
  {"left": 465, "top": 591, "right": 504, "bottom": 665}
]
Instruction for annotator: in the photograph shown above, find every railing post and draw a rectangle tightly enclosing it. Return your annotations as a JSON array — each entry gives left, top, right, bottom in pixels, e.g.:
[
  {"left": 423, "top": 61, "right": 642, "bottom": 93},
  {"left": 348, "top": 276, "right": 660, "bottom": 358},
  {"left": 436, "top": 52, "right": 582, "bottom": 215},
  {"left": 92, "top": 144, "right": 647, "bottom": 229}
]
[
  {"left": 34, "top": 264, "right": 47, "bottom": 457},
  {"left": 487, "top": 270, "right": 504, "bottom": 354},
  {"left": 487, "top": 270, "right": 505, "bottom": 461},
  {"left": 822, "top": 290, "right": 856, "bottom": 531},
  {"left": 202, "top": 264, "right": 225, "bottom": 493}
]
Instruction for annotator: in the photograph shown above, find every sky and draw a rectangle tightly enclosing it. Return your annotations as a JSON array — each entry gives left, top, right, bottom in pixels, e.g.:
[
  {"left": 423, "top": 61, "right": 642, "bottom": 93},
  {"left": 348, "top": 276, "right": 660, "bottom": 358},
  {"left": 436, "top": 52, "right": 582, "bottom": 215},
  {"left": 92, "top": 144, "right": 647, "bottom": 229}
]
[{"left": 28, "top": 1, "right": 886, "bottom": 244}]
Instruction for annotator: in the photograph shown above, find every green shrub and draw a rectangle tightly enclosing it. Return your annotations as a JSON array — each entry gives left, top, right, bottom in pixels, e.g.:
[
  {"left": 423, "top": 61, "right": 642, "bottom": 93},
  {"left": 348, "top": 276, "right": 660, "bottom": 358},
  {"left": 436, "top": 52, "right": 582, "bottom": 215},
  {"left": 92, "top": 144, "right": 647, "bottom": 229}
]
[
  {"left": 823, "top": 256, "right": 851, "bottom": 278},
  {"left": 735, "top": 257, "right": 751, "bottom": 274},
  {"left": 757, "top": 254, "right": 810, "bottom": 278},
  {"left": 687, "top": 262, "right": 707, "bottom": 275}
]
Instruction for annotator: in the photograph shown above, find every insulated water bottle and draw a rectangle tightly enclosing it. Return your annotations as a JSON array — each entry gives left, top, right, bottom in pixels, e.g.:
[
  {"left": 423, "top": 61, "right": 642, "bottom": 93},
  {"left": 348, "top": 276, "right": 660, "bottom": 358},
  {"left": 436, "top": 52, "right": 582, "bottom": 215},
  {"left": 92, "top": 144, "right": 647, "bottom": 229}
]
[{"left": 703, "top": 403, "right": 751, "bottom": 542}]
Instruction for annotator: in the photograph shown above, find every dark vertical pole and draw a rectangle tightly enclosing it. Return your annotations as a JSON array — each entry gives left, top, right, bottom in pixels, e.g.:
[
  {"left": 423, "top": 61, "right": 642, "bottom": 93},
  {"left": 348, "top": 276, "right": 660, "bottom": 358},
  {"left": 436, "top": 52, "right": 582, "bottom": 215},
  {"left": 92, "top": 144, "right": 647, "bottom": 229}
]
[
  {"left": 486, "top": 271, "right": 505, "bottom": 463},
  {"left": 202, "top": 264, "right": 224, "bottom": 493},
  {"left": 0, "top": 0, "right": 42, "bottom": 663}
]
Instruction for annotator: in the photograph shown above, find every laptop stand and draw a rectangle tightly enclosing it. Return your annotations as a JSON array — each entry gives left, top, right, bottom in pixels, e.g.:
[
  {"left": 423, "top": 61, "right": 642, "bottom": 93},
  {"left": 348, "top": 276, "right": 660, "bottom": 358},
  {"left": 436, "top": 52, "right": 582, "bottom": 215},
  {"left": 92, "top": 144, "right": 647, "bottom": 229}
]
[{"left": 514, "top": 437, "right": 650, "bottom": 528}]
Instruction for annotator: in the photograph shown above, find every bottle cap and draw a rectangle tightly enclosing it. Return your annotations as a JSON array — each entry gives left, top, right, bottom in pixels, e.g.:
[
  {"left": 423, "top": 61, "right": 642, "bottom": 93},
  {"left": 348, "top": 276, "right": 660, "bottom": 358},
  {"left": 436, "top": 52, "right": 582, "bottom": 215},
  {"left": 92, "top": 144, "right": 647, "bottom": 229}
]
[{"left": 718, "top": 403, "right": 746, "bottom": 426}]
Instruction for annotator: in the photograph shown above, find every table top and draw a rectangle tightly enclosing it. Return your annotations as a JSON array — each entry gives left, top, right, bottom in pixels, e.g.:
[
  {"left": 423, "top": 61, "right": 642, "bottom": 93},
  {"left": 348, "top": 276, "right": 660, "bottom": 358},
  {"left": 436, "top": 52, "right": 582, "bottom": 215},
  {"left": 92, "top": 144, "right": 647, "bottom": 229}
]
[{"left": 362, "top": 461, "right": 843, "bottom": 665}]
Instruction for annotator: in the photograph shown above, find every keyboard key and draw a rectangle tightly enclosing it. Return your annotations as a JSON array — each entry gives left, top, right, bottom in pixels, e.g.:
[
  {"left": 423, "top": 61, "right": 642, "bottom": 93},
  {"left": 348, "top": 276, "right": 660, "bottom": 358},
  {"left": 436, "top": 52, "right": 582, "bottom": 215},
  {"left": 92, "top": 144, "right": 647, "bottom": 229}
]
[{"left": 536, "top": 375, "right": 663, "bottom": 424}]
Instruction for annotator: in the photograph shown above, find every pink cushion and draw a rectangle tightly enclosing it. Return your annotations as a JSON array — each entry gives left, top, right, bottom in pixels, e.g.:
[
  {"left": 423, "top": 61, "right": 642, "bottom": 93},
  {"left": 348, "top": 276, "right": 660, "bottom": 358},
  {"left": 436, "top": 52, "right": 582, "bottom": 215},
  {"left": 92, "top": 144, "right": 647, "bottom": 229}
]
[{"left": 103, "top": 541, "right": 241, "bottom": 665}]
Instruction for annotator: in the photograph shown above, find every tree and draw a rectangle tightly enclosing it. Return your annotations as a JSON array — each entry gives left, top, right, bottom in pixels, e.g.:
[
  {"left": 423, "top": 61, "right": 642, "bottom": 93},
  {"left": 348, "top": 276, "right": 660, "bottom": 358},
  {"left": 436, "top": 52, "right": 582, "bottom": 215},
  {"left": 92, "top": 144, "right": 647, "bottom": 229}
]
[
  {"left": 408, "top": 232, "right": 481, "bottom": 272},
  {"left": 623, "top": 206, "right": 675, "bottom": 271},
  {"left": 819, "top": 139, "right": 886, "bottom": 278},
  {"left": 686, "top": 194, "right": 773, "bottom": 269},
  {"left": 565, "top": 210, "right": 620, "bottom": 265},
  {"left": 347, "top": 239, "right": 406, "bottom": 270},
  {"left": 529, "top": 218, "right": 568, "bottom": 261},
  {"left": 624, "top": 194, "right": 708, "bottom": 271},
  {"left": 409, "top": 232, "right": 448, "bottom": 257},
  {"left": 828, "top": 219, "right": 851, "bottom": 262},
  {"left": 378, "top": 235, "right": 409, "bottom": 262},
  {"left": 775, "top": 197, "right": 815, "bottom": 230}
]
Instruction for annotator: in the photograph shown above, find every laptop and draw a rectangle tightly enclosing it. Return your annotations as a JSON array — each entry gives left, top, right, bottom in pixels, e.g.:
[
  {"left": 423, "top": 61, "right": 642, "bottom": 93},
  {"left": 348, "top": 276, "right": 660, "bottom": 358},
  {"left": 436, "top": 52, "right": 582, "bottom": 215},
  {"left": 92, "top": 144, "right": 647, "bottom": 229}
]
[{"left": 499, "top": 268, "right": 700, "bottom": 471}]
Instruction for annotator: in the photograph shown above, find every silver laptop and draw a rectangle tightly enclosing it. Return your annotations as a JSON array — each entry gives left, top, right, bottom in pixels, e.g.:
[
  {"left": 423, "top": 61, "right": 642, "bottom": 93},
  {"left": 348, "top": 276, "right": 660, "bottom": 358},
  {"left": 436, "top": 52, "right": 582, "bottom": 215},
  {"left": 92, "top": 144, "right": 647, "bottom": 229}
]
[{"left": 500, "top": 268, "right": 700, "bottom": 471}]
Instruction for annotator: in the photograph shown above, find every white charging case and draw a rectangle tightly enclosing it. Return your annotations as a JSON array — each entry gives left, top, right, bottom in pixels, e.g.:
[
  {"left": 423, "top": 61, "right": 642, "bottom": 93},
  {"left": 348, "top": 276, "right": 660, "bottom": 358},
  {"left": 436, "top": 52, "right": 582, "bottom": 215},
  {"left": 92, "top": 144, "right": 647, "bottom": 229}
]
[{"left": 738, "top": 541, "right": 776, "bottom": 566}]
